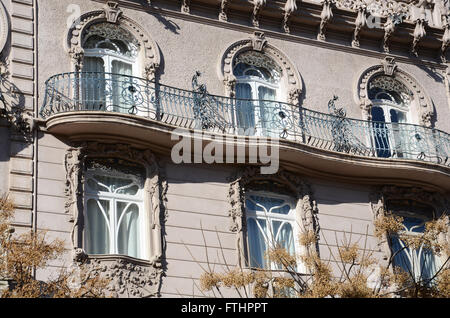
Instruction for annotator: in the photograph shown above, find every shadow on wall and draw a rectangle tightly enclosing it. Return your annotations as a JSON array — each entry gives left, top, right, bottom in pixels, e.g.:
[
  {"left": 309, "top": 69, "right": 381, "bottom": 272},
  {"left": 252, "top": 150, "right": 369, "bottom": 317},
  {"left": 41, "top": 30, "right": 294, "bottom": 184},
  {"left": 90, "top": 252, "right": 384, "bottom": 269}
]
[
  {"left": 416, "top": 63, "right": 445, "bottom": 83},
  {"left": 0, "top": 71, "right": 34, "bottom": 159},
  {"left": 144, "top": 5, "right": 181, "bottom": 35}
]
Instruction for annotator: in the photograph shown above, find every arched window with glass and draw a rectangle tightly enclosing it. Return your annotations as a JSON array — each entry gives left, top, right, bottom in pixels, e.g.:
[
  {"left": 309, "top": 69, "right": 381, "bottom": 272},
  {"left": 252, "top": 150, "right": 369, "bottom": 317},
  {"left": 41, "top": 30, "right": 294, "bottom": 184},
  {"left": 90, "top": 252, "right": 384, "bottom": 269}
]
[
  {"left": 81, "top": 23, "right": 140, "bottom": 113},
  {"left": 245, "top": 192, "right": 298, "bottom": 271},
  {"left": 368, "top": 76, "right": 415, "bottom": 158},
  {"left": 233, "top": 51, "right": 283, "bottom": 136},
  {"left": 83, "top": 158, "right": 150, "bottom": 261},
  {"left": 386, "top": 199, "right": 443, "bottom": 285}
]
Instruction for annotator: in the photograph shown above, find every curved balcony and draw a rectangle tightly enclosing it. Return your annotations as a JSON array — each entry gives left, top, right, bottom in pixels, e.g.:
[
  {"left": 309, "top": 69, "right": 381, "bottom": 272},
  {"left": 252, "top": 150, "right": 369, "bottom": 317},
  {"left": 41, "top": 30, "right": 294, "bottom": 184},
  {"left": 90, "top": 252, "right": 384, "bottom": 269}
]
[{"left": 40, "top": 72, "right": 450, "bottom": 166}]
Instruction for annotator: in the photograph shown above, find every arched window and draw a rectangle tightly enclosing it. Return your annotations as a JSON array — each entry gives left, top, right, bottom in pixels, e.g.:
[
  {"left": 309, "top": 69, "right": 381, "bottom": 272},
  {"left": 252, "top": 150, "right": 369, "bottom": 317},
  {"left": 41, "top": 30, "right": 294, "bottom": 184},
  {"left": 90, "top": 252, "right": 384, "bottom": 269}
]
[
  {"left": 233, "top": 51, "right": 283, "bottom": 136},
  {"left": 386, "top": 199, "right": 442, "bottom": 284},
  {"left": 368, "top": 76, "right": 415, "bottom": 158},
  {"left": 81, "top": 23, "right": 141, "bottom": 113}
]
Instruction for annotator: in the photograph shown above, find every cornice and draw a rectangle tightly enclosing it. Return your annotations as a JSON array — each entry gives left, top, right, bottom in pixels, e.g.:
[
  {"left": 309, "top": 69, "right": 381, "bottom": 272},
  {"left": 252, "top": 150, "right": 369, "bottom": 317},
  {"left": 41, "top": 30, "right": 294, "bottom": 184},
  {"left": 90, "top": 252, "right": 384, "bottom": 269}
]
[{"left": 89, "top": 0, "right": 449, "bottom": 68}]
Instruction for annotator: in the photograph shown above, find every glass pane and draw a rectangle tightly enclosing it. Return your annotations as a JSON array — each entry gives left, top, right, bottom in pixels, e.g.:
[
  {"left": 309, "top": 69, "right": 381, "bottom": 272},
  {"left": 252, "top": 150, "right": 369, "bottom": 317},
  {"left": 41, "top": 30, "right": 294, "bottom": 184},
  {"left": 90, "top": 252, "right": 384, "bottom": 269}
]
[
  {"left": 116, "top": 202, "right": 140, "bottom": 258},
  {"left": 236, "top": 83, "right": 255, "bottom": 131},
  {"left": 402, "top": 217, "right": 425, "bottom": 233},
  {"left": 258, "top": 86, "right": 277, "bottom": 133},
  {"left": 85, "top": 199, "right": 110, "bottom": 255},
  {"left": 276, "top": 222, "right": 295, "bottom": 255},
  {"left": 82, "top": 57, "right": 106, "bottom": 110},
  {"left": 371, "top": 106, "right": 391, "bottom": 158},
  {"left": 248, "top": 195, "right": 286, "bottom": 213},
  {"left": 91, "top": 175, "right": 139, "bottom": 195},
  {"left": 111, "top": 60, "right": 133, "bottom": 113},
  {"left": 247, "top": 218, "right": 267, "bottom": 268}
]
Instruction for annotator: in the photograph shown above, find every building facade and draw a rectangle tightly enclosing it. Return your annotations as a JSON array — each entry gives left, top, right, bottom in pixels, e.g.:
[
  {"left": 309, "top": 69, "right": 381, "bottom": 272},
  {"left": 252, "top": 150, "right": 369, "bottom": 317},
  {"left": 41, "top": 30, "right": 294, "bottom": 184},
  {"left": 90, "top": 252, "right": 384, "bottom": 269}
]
[{"left": 0, "top": 0, "right": 449, "bottom": 297}]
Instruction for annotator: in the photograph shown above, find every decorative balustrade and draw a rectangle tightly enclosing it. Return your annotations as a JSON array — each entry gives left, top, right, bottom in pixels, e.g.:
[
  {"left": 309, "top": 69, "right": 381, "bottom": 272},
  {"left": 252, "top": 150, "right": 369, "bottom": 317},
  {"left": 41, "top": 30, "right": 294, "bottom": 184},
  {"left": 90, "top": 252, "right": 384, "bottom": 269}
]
[{"left": 40, "top": 72, "right": 450, "bottom": 167}]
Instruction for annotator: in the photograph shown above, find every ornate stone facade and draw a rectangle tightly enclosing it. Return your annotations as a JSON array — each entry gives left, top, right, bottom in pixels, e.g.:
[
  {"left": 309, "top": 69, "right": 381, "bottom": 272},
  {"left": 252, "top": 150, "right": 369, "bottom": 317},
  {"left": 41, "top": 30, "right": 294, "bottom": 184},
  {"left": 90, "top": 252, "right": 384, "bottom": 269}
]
[
  {"left": 66, "top": 1, "right": 160, "bottom": 79},
  {"left": 227, "top": 167, "right": 320, "bottom": 267},
  {"left": 356, "top": 57, "right": 434, "bottom": 126},
  {"left": 64, "top": 142, "right": 167, "bottom": 296},
  {"left": 369, "top": 185, "right": 449, "bottom": 269},
  {"left": 218, "top": 32, "right": 303, "bottom": 105}
]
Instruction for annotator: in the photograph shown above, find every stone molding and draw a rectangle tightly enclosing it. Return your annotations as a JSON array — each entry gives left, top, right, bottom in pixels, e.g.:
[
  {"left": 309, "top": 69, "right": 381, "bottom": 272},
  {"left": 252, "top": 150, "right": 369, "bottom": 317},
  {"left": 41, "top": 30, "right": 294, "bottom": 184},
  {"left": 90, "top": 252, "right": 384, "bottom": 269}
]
[
  {"left": 355, "top": 56, "right": 434, "bottom": 127},
  {"left": 66, "top": 1, "right": 160, "bottom": 80},
  {"left": 369, "top": 185, "right": 449, "bottom": 269},
  {"left": 72, "top": 253, "right": 164, "bottom": 298},
  {"left": 227, "top": 166, "right": 319, "bottom": 267},
  {"left": 0, "top": 0, "right": 9, "bottom": 55},
  {"left": 64, "top": 141, "right": 167, "bottom": 296},
  {"left": 218, "top": 32, "right": 303, "bottom": 105}
]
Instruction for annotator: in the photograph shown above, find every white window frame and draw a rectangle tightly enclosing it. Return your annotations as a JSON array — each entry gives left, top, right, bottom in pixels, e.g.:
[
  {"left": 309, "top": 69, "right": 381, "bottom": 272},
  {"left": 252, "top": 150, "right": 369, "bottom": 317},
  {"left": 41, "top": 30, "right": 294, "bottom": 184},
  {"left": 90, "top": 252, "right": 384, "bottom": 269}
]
[
  {"left": 234, "top": 61, "right": 284, "bottom": 137},
  {"left": 83, "top": 168, "right": 150, "bottom": 261},
  {"left": 389, "top": 211, "right": 443, "bottom": 283},
  {"left": 245, "top": 191, "right": 301, "bottom": 272}
]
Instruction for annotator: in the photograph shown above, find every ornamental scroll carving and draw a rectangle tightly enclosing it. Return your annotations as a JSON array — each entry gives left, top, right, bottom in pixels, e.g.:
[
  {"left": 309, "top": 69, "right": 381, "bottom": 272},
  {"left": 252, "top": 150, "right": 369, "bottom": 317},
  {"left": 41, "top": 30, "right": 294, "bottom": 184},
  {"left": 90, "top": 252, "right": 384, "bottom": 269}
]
[
  {"left": 66, "top": 2, "right": 160, "bottom": 80},
  {"left": 369, "top": 185, "right": 449, "bottom": 270},
  {"left": 228, "top": 167, "right": 320, "bottom": 267},
  {"left": 355, "top": 58, "right": 434, "bottom": 127},
  {"left": 218, "top": 32, "right": 303, "bottom": 105},
  {"left": 64, "top": 142, "right": 167, "bottom": 297}
]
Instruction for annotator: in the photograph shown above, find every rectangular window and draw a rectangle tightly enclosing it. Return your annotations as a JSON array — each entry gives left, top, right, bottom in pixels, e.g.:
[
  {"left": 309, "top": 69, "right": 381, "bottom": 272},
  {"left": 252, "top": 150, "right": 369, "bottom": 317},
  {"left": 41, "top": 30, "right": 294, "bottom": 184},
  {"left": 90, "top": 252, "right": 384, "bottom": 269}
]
[
  {"left": 387, "top": 201, "right": 442, "bottom": 284},
  {"left": 245, "top": 193, "right": 298, "bottom": 271},
  {"left": 83, "top": 160, "right": 149, "bottom": 260}
]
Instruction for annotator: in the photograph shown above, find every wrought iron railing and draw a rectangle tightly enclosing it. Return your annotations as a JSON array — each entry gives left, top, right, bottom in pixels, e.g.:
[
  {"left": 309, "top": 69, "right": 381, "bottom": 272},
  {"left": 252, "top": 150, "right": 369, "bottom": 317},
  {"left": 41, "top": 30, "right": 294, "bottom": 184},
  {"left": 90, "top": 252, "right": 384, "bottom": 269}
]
[{"left": 40, "top": 72, "right": 450, "bottom": 167}]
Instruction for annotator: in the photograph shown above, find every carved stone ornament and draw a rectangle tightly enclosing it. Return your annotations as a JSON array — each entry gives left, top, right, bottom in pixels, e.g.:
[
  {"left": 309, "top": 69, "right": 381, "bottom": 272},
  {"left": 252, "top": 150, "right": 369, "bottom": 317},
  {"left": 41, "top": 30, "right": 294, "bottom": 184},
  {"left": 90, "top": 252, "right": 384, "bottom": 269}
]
[
  {"left": 219, "top": 0, "right": 230, "bottom": 21},
  {"left": 442, "top": 15, "right": 450, "bottom": 61},
  {"left": 181, "top": 0, "right": 191, "bottom": 13},
  {"left": 381, "top": 56, "right": 397, "bottom": 76},
  {"left": 218, "top": 32, "right": 303, "bottom": 105},
  {"left": 251, "top": 0, "right": 266, "bottom": 28},
  {"left": 411, "top": 15, "right": 427, "bottom": 56},
  {"left": 355, "top": 61, "right": 434, "bottom": 127},
  {"left": 369, "top": 185, "right": 449, "bottom": 270},
  {"left": 318, "top": 0, "right": 335, "bottom": 41},
  {"left": 352, "top": 2, "right": 367, "bottom": 48},
  {"left": 282, "top": 0, "right": 299, "bottom": 34},
  {"left": 74, "top": 255, "right": 164, "bottom": 298},
  {"left": 335, "top": 0, "right": 411, "bottom": 20},
  {"left": 66, "top": 3, "right": 160, "bottom": 80},
  {"left": 104, "top": 1, "right": 122, "bottom": 23},
  {"left": 251, "top": 31, "right": 267, "bottom": 52},
  {"left": 64, "top": 142, "right": 168, "bottom": 297},
  {"left": 228, "top": 167, "right": 320, "bottom": 267}
]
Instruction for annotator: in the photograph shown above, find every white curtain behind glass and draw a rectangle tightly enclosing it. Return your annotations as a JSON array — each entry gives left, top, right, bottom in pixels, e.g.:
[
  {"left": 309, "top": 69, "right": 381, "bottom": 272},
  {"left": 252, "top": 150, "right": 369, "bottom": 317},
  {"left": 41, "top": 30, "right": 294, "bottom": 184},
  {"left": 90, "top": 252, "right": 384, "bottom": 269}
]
[
  {"left": 258, "top": 86, "right": 277, "bottom": 136},
  {"left": 82, "top": 57, "right": 105, "bottom": 110},
  {"left": 236, "top": 83, "right": 254, "bottom": 131},
  {"left": 111, "top": 60, "right": 133, "bottom": 113},
  {"left": 246, "top": 194, "right": 296, "bottom": 270},
  {"left": 84, "top": 172, "right": 143, "bottom": 259}
]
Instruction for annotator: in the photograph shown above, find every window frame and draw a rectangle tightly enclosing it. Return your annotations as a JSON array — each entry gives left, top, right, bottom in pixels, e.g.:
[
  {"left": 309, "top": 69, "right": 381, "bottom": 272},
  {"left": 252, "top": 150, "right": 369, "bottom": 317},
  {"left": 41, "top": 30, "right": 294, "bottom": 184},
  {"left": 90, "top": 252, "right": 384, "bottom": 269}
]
[
  {"left": 387, "top": 208, "right": 444, "bottom": 283},
  {"left": 244, "top": 191, "right": 302, "bottom": 272},
  {"left": 233, "top": 53, "right": 285, "bottom": 136},
  {"left": 82, "top": 163, "right": 151, "bottom": 261}
]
